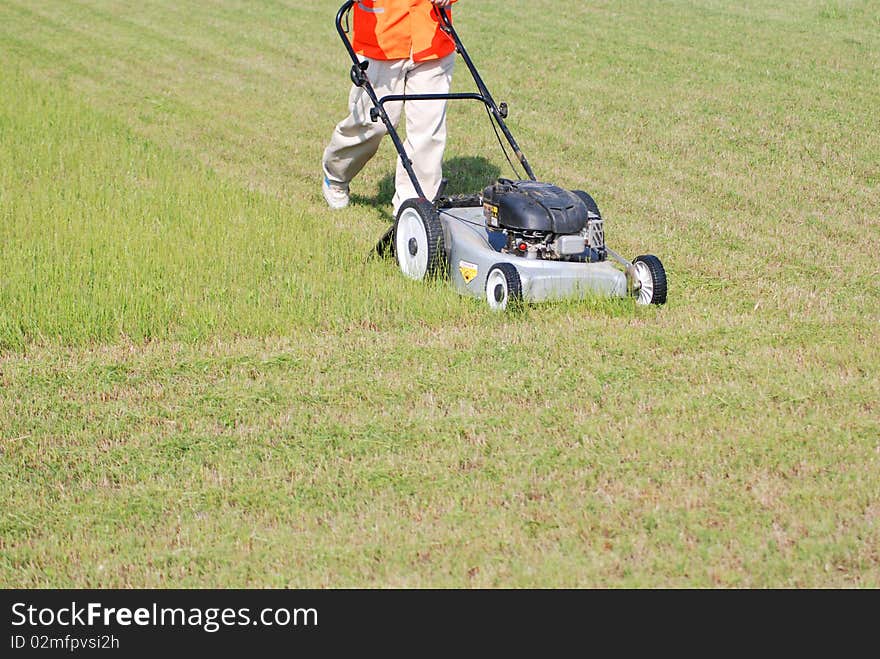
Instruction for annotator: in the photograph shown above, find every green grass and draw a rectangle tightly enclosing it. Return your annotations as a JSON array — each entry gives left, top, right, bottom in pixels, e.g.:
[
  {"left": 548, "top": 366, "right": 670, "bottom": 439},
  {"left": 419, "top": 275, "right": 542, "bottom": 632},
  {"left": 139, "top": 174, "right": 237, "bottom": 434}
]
[{"left": 1, "top": 0, "right": 879, "bottom": 587}]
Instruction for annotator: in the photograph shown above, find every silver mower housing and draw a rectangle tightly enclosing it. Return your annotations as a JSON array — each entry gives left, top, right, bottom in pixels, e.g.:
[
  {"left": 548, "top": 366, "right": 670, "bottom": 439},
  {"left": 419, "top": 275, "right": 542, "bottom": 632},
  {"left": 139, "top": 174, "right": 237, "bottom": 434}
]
[{"left": 440, "top": 206, "right": 628, "bottom": 305}]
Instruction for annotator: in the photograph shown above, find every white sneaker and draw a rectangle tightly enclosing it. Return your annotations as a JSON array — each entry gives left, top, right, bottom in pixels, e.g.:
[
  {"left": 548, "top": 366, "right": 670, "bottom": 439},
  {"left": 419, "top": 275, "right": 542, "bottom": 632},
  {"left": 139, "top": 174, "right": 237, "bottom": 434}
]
[{"left": 322, "top": 175, "right": 350, "bottom": 210}]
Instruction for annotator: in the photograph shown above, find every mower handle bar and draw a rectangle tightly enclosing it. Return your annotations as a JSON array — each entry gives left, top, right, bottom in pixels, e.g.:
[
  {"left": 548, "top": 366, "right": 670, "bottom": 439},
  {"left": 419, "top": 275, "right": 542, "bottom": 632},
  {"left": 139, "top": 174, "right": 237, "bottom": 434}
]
[{"left": 334, "top": 0, "right": 536, "bottom": 201}]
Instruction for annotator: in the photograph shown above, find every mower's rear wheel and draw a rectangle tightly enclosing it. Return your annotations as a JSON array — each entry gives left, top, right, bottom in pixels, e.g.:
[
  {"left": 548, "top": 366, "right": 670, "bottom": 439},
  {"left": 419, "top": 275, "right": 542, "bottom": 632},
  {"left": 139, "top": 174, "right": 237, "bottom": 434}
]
[
  {"left": 633, "top": 254, "right": 667, "bottom": 305},
  {"left": 572, "top": 190, "right": 601, "bottom": 219},
  {"left": 485, "top": 263, "right": 522, "bottom": 312},
  {"left": 394, "top": 198, "right": 445, "bottom": 280}
]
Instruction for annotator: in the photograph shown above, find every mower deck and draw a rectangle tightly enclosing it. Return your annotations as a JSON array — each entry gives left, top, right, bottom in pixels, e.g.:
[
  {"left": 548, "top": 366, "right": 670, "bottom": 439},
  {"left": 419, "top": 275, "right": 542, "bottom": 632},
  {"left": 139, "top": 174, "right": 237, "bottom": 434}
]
[{"left": 440, "top": 207, "right": 628, "bottom": 303}]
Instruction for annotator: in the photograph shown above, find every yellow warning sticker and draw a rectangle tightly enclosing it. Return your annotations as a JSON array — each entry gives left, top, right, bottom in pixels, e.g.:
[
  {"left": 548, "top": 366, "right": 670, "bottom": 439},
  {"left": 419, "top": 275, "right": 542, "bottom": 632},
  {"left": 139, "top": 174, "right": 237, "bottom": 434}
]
[{"left": 459, "top": 260, "right": 478, "bottom": 284}]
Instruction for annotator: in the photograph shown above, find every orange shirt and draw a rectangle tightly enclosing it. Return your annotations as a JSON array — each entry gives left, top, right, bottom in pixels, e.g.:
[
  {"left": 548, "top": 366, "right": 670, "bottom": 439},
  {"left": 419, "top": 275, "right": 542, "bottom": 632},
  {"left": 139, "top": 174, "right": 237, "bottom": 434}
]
[{"left": 352, "top": 0, "right": 457, "bottom": 62}]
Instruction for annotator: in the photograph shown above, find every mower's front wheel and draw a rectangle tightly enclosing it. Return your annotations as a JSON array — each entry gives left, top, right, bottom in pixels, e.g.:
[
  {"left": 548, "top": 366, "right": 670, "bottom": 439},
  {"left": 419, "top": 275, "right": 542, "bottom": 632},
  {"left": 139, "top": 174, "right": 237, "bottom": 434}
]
[
  {"left": 394, "top": 198, "right": 445, "bottom": 280},
  {"left": 485, "top": 263, "right": 522, "bottom": 312},
  {"left": 632, "top": 254, "right": 667, "bottom": 305}
]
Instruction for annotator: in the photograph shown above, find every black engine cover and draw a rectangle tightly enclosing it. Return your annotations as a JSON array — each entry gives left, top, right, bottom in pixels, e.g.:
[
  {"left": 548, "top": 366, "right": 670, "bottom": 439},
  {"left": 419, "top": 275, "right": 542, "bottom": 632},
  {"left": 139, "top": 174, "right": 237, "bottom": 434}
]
[{"left": 482, "top": 179, "right": 587, "bottom": 234}]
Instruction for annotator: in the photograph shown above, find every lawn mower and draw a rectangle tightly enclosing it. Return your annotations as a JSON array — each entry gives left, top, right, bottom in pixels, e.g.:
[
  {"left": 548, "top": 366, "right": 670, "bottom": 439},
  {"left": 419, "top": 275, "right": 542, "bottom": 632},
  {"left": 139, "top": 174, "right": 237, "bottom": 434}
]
[{"left": 335, "top": 1, "right": 667, "bottom": 310}]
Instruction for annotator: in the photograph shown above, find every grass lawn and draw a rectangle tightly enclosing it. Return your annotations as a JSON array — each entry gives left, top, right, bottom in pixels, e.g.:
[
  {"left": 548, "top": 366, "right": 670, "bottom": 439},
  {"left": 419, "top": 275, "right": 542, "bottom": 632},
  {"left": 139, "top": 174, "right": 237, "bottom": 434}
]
[{"left": 1, "top": 0, "right": 878, "bottom": 587}]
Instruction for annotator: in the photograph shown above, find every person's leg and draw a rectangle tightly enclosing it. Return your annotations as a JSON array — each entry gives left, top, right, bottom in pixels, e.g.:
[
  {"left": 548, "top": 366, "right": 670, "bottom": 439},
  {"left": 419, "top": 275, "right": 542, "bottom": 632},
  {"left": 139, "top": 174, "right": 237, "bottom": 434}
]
[
  {"left": 322, "top": 58, "right": 406, "bottom": 206},
  {"left": 392, "top": 53, "right": 455, "bottom": 214}
]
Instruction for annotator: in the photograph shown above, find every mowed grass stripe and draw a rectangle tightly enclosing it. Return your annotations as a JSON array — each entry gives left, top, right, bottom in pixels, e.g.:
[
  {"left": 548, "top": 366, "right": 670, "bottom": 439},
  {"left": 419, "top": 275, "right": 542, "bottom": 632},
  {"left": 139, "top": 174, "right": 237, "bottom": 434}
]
[
  {"left": 0, "top": 0, "right": 346, "bottom": 188},
  {"left": 1, "top": 323, "right": 877, "bottom": 587}
]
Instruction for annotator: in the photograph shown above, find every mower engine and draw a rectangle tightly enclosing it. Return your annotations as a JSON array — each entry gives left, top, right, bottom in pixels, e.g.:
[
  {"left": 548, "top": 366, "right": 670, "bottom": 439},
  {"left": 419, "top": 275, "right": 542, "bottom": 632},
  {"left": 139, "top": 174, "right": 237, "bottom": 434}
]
[{"left": 482, "top": 180, "right": 606, "bottom": 261}]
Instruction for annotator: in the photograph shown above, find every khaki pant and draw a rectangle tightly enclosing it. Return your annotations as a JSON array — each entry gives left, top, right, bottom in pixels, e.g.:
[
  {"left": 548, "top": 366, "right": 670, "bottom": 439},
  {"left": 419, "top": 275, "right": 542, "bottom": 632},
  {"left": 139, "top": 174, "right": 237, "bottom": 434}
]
[{"left": 322, "top": 54, "right": 455, "bottom": 214}]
